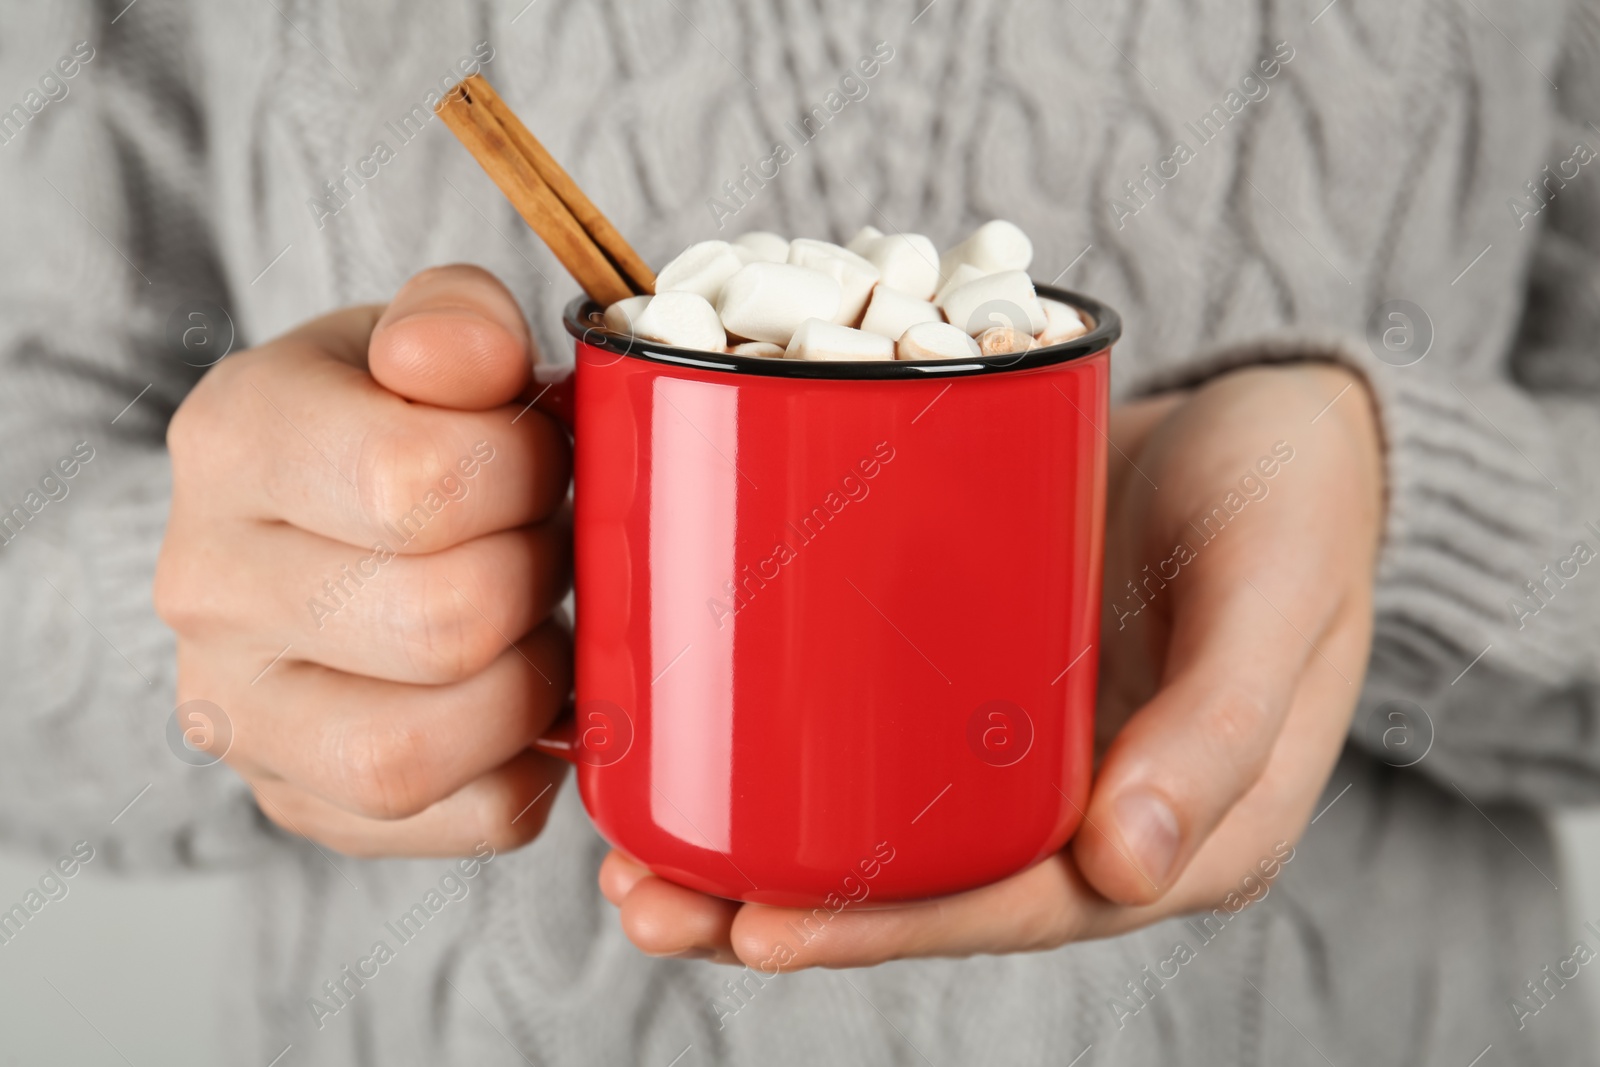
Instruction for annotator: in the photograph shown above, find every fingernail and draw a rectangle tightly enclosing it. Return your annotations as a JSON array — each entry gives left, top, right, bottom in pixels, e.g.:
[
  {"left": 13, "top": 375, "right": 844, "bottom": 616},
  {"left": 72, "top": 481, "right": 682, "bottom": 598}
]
[{"left": 1113, "top": 790, "right": 1180, "bottom": 885}]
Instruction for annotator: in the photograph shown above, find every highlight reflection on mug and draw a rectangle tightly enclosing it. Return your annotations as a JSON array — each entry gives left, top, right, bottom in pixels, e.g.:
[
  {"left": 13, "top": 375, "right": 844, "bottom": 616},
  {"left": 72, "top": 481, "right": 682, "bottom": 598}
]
[
  {"left": 967, "top": 700, "right": 1034, "bottom": 767},
  {"left": 573, "top": 700, "right": 635, "bottom": 766}
]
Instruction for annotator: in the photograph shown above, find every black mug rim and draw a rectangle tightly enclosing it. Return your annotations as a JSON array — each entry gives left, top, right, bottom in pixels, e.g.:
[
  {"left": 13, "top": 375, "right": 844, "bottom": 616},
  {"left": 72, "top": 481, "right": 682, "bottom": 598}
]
[{"left": 562, "top": 282, "right": 1121, "bottom": 379}]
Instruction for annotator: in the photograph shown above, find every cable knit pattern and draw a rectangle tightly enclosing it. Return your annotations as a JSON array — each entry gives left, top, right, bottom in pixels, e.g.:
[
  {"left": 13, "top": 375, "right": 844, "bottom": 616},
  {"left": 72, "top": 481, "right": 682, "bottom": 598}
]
[{"left": 3, "top": 0, "right": 1600, "bottom": 1062}]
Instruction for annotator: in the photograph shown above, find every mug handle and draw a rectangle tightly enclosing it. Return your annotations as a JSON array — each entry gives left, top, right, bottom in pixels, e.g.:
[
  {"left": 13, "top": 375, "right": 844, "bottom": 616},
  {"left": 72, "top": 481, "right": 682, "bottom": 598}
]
[{"left": 527, "top": 360, "right": 578, "bottom": 763}]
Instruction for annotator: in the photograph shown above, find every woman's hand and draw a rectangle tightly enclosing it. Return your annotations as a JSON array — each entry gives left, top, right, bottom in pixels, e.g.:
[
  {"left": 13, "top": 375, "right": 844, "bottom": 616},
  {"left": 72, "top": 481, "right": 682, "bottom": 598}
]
[
  {"left": 598, "top": 361, "right": 1385, "bottom": 966},
  {"left": 155, "top": 265, "right": 574, "bottom": 857}
]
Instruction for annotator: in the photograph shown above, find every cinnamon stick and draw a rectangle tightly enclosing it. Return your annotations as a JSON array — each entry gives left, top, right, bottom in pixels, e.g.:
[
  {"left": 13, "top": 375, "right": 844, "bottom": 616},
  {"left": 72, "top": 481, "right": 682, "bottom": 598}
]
[
  {"left": 461, "top": 75, "right": 656, "bottom": 296},
  {"left": 435, "top": 80, "right": 636, "bottom": 307}
]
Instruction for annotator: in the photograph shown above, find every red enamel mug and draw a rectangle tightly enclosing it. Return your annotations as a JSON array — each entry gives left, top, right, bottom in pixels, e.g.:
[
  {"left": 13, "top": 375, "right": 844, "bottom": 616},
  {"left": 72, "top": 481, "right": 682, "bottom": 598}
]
[{"left": 532, "top": 283, "right": 1119, "bottom": 907}]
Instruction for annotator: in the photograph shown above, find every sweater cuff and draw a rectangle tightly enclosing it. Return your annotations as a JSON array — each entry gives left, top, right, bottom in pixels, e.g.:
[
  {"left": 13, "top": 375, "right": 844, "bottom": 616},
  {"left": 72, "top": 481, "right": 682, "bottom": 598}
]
[{"left": 1127, "top": 329, "right": 1561, "bottom": 678}]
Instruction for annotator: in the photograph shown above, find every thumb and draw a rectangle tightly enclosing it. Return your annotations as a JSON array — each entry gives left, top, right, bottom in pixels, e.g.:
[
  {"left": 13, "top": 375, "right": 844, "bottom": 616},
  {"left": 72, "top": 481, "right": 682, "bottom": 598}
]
[
  {"left": 368, "top": 264, "right": 536, "bottom": 410},
  {"left": 1071, "top": 575, "right": 1330, "bottom": 905}
]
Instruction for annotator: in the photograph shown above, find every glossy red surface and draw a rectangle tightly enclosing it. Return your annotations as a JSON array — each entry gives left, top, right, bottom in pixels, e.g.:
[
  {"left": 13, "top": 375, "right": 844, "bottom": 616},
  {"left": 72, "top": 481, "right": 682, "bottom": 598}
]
[{"left": 543, "top": 325, "right": 1111, "bottom": 907}]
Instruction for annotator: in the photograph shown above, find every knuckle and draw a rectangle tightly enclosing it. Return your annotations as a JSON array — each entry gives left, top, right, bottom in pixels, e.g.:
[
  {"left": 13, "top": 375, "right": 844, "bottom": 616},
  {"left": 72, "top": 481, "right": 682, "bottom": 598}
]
[
  {"left": 1198, "top": 685, "right": 1278, "bottom": 781},
  {"left": 168, "top": 354, "right": 266, "bottom": 490},
  {"left": 355, "top": 423, "right": 470, "bottom": 550},
  {"left": 394, "top": 565, "right": 506, "bottom": 682},
  {"left": 150, "top": 550, "right": 188, "bottom": 630},
  {"left": 1010, "top": 905, "right": 1068, "bottom": 954},
  {"left": 169, "top": 350, "right": 249, "bottom": 446},
  {"left": 166, "top": 371, "right": 228, "bottom": 476},
  {"left": 329, "top": 717, "right": 438, "bottom": 821},
  {"left": 164, "top": 392, "right": 205, "bottom": 467},
  {"left": 152, "top": 542, "right": 215, "bottom": 635}
]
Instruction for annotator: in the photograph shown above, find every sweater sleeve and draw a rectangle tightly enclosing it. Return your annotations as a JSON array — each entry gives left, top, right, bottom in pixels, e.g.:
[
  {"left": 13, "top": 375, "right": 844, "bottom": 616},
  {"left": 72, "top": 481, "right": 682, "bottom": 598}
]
[
  {"left": 1306, "top": 5, "right": 1600, "bottom": 807},
  {"left": 0, "top": 4, "right": 271, "bottom": 868},
  {"left": 1130, "top": 4, "right": 1600, "bottom": 806}
]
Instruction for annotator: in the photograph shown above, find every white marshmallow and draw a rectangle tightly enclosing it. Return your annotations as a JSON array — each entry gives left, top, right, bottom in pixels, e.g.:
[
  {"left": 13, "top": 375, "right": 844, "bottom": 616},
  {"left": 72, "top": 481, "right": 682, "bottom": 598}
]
[
  {"left": 602, "top": 295, "right": 652, "bottom": 334},
  {"left": 978, "top": 325, "right": 1039, "bottom": 357},
  {"left": 715, "top": 262, "right": 842, "bottom": 346},
  {"left": 786, "top": 239, "right": 881, "bottom": 326},
  {"left": 631, "top": 291, "right": 727, "bottom": 351},
  {"left": 861, "top": 233, "right": 941, "bottom": 301},
  {"left": 939, "top": 219, "right": 1034, "bottom": 278},
  {"left": 730, "top": 341, "right": 785, "bottom": 358},
  {"left": 845, "top": 225, "right": 883, "bottom": 255},
  {"left": 655, "top": 240, "right": 744, "bottom": 303},
  {"left": 1038, "top": 298, "right": 1089, "bottom": 344},
  {"left": 934, "top": 263, "right": 987, "bottom": 306},
  {"left": 784, "top": 318, "right": 895, "bottom": 362},
  {"left": 940, "top": 270, "right": 1048, "bottom": 337},
  {"left": 858, "top": 287, "right": 941, "bottom": 341},
  {"left": 732, "top": 231, "right": 790, "bottom": 263},
  {"left": 896, "top": 321, "right": 983, "bottom": 362}
]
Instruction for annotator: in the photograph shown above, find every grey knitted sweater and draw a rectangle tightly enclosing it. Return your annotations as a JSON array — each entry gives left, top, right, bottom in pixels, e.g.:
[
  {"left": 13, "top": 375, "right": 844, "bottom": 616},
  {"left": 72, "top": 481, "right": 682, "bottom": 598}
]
[{"left": 4, "top": 0, "right": 1600, "bottom": 1063}]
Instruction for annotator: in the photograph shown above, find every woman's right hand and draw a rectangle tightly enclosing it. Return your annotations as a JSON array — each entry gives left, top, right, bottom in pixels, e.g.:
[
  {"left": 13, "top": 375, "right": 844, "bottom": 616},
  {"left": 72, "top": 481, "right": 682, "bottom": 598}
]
[{"left": 154, "top": 265, "right": 573, "bottom": 857}]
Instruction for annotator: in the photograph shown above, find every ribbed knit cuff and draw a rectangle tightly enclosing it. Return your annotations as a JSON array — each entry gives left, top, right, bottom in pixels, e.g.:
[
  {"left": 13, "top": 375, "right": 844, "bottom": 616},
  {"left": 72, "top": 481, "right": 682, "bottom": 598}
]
[{"left": 1367, "top": 366, "right": 1561, "bottom": 675}]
